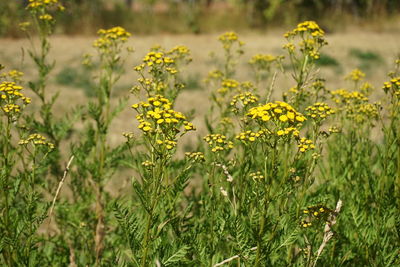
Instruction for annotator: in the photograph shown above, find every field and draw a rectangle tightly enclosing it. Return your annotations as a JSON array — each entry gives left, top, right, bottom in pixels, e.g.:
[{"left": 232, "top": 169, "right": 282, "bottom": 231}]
[
  {"left": 1, "top": 31, "right": 399, "bottom": 140},
  {"left": 0, "top": 2, "right": 400, "bottom": 267}
]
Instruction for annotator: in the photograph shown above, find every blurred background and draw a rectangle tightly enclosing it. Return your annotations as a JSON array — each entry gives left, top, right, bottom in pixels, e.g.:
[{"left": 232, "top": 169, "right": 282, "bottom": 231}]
[{"left": 2, "top": 0, "right": 400, "bottom": 36}]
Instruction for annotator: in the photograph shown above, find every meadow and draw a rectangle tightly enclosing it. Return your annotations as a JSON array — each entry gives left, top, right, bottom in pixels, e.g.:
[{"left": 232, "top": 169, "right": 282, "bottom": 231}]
[{"left": 0, "top": 1, "right": 399, "bottom": 267}]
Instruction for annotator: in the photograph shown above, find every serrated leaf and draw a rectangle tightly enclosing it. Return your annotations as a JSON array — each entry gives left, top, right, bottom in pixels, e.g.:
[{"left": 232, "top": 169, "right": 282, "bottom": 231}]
[{"left": 163, "top": 246, "right": 190, "bottom": 266}]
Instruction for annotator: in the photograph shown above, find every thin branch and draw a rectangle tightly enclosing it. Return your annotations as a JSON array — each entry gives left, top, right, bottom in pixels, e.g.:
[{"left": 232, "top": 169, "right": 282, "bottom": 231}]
[
  {"left": 214, "top": 163, "right": 233, "bottom": 182},
  {"left": 213, "top": 247, "right": 257, "bottom": 267},
  {"left": 266, "top": 71, "right": 278, "bottom": 102},
  {"left": 48, "top": 155, "right": 74, "bottom": 224},
  {"left": 312, "top": 199, "right": 343, "bottom": 267}
]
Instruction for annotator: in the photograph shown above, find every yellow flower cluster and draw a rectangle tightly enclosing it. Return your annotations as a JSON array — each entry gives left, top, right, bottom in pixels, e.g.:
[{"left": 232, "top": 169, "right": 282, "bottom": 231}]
[
  {"left": 134, "top": 51, "right": 178, "bottom": 78},
  {"left": 220, "top": 117, "right": 233, "bottom": 126},
  {"left": 331, "top": 88, "right": 378, "bottom": 123},
  {"left": 298, "top": 138, "right": 315, "bottom": 152},
  {"left": 19, "top": 134, "right": 55, "bottom": 149},
  {"left": 143, "top": 51, "right": 174, "bottom": 67},
  {"left": 346, "top": 103, "right": 379, "bottom": 123},
  {"left": 27, "top": 0, "right": 63, "bottom": 10},
  {"left": 217, "top": 79, "right": 239, "bottom": 94},
  {"left": 247, "top": 101, "right": 306, "bottom": 125},
  {"left": 169, "top": 45, "right": 190, "bottom": 56},
  {"left": 39, "top": 14, "right": 53, "bottom": 21},
  {"left": 285, "top": 21, "right": 325, "bottom": 38},
  {"left": 236, "top": 130, "right": 267, "bottom": 143},
  {"left": 284, "top": 21, "right": 327, "bottom": 60},
  {"left": 219, "top": 31, "right": 239, "bottom": 42},
  {"left": 328, "top": 126, "right": 340, "bottom": 134},
  {"left": 383, "top": 77, "right": 400, "bottom": 96},
  {"left": 312, "top": 79, "right": 325, "bottom": 91},
  {"left": 93, "top": 27, "right": 131, "bottom": 50},
  {"left": 204, "top": 70, "right": 224, "bottom": 86},
  {"left": 230, "top": 92, "right": 258, "bottom": 112},
  {"left": 218, "top": 31, "right": 244, "bottom": 50},
  {"left": 204, "top": 134, "right": 233, "bottom": 153},
  {"left": 0, "top": 70, "right": 24, "bottom": 81},
  {"left": 132, "top": 94, "right": 195, "bottom": 133},
  {"left": 122, "top": 132, "right": 135, "bottom": 141},
  {"left": 185, "top": 152, "right": 205, "bottom": 162},
  {"left": 330, "top": 89, "right": 368, "bottom": 104},
  {"left": 142, "top": 160, "right": 155, "bottom": 169},
  {"left": 156, "top": 139, "right": 177, "bottom": 150},
  {"left": 167, "top": 45, "right": 192, "bottom": 63},
  {"left": 305, "top": 102, "right": 335, "bottom": 121},
  {"left": 345, "top": 68, "right": 365, "bottom": 82},
  {"left": 360, "top": 82, "right": 374, "bottom": 95},
  {"left": 301, "top": 205, "right": 332, "bottom": 228},
  {"left": 0, "top": 81, "right": 31, "bottom": 114},
  {"left": 276, "top": 127, "right": 299, "bottom": 137},
  {"left": 300, "top": 220, "right": 313, "bottom": 228},
  {"left": 250, "top": 171, "right": 264, "bottom": 180},
  {"left": 249, "top": 54, "right": 282, "bottom": 68}
]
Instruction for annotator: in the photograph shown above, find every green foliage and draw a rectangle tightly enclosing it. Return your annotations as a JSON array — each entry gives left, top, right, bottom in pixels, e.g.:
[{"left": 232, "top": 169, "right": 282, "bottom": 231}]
[
  {"left": 1, "top": 9, "right": 400, "bottom": 267},
  {"left": 315, "top": 53, "right": 340, "bottom": 68}
]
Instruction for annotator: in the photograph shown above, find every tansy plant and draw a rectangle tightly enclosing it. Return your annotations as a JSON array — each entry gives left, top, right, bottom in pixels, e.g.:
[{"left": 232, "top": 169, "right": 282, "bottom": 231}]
[
  {"left": 0, "top": 67, "right": 54, "bottom": 266},
  {"left": 52, "top": 26, "right": 132, "bottom": 266},
  {"left": 1, "top": 17, "right": 399, "bottom": 267}
]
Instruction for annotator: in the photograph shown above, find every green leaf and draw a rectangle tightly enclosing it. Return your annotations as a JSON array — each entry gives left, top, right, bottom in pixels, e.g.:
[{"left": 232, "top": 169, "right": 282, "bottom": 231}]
[{"left": 163, "top": 246, "right": 190, "bottom": 266}]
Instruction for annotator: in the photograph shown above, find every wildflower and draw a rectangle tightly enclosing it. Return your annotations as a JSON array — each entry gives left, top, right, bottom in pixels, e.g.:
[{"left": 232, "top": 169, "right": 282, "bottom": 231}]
[
  {"left": 218, "top": 31, "right": 244, "bottom": 52},
  {"left": 142, "top": 160, "right": 155, "bottom": 170},
  {"left": 247, "top": 101, "right": 306, "bottom": 126},
  {"left": 249, "top": 54, "right": 283, "bottom": 72},
  {"left": 305, "top": 102, "right": 335, "bottom": 121},
  {"left": 382, "top": 77, "right": 400, "bottom": 97},
  {"left": 230, "top": 92, "right": 259, "bottom": 113},
  {"left": 204, "top": 134, "right": 233, "bottom": 153},
  {"left": 330, "top": 89, "right": 368, "bottom": 104},
  {"left": 0, "top": 81, "right": 31, "bottom": 117},
  {"left": 39, "top": 14, "right": 53, "bottom": 21},
  {"left": 346, "top": 68, "right": 365, "bottom": 82},
  {"left": 27, "top": 0, "right": 63, "bottom": 10},
  {"left": 250, "top": 171, "right": 264, "bottom": 180},
  {"left": 300, "top": 204, "right": 333, "bottom": 229},
  {"left": 167, "top": 45, "right": 192, "bottom": 63},
  {"left": 328, "top": 126, "right": 340, "bottom": 134},
  {"left": 132, "top": 94, "right": 195, "bottom": 152},
  {"left": 93, "top": 26, "right": 131, "bottom": 51},
  {"left": 19, "top": 134, "right": 55, "bottom": 150},
  {"left": 284, "top": 21, "right": 327, "bottom": 60},
  {"left": 297, "top": 138, "right": 315, "bottom": 153},
  {"left": 218, "top": 79, "right": 240, "bottom": 95},
  {"left": 122, "top": 132, "right": 135, "bottom": 141},
  {"left": 185, "top": 152, "right": 205, "bottom": 162},
  {"left": 236, "top": 130, "right": 268, "bottom": 143},
  {"left": 0, "top": 70, "right": 24, "bottom": 82}
]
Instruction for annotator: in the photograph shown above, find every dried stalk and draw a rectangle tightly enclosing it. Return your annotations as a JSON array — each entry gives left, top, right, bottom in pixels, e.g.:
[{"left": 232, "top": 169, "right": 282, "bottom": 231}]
[
  {"left": 312, "top": 199, "right": 343, "bottom": 267},
  {"left": 48, "top": 155, "right": 74, "bottom": 224},
  {"left": 94, "top": 185, "right": 105, "bottom": 266},
  {"left": 213, "top": 247, "right": 257, "bottom": 267}
]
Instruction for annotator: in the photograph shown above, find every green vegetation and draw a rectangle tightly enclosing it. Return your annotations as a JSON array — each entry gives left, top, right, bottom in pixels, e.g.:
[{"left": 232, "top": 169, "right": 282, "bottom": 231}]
[{"left": 0, "top": 2, "right": 399, "bottom": 267}]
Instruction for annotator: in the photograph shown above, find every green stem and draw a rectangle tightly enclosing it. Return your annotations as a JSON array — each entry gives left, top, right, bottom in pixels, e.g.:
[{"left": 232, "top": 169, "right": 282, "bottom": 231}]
[{"left": 2, "top": 117, "right": 13, "bottom": 266}]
